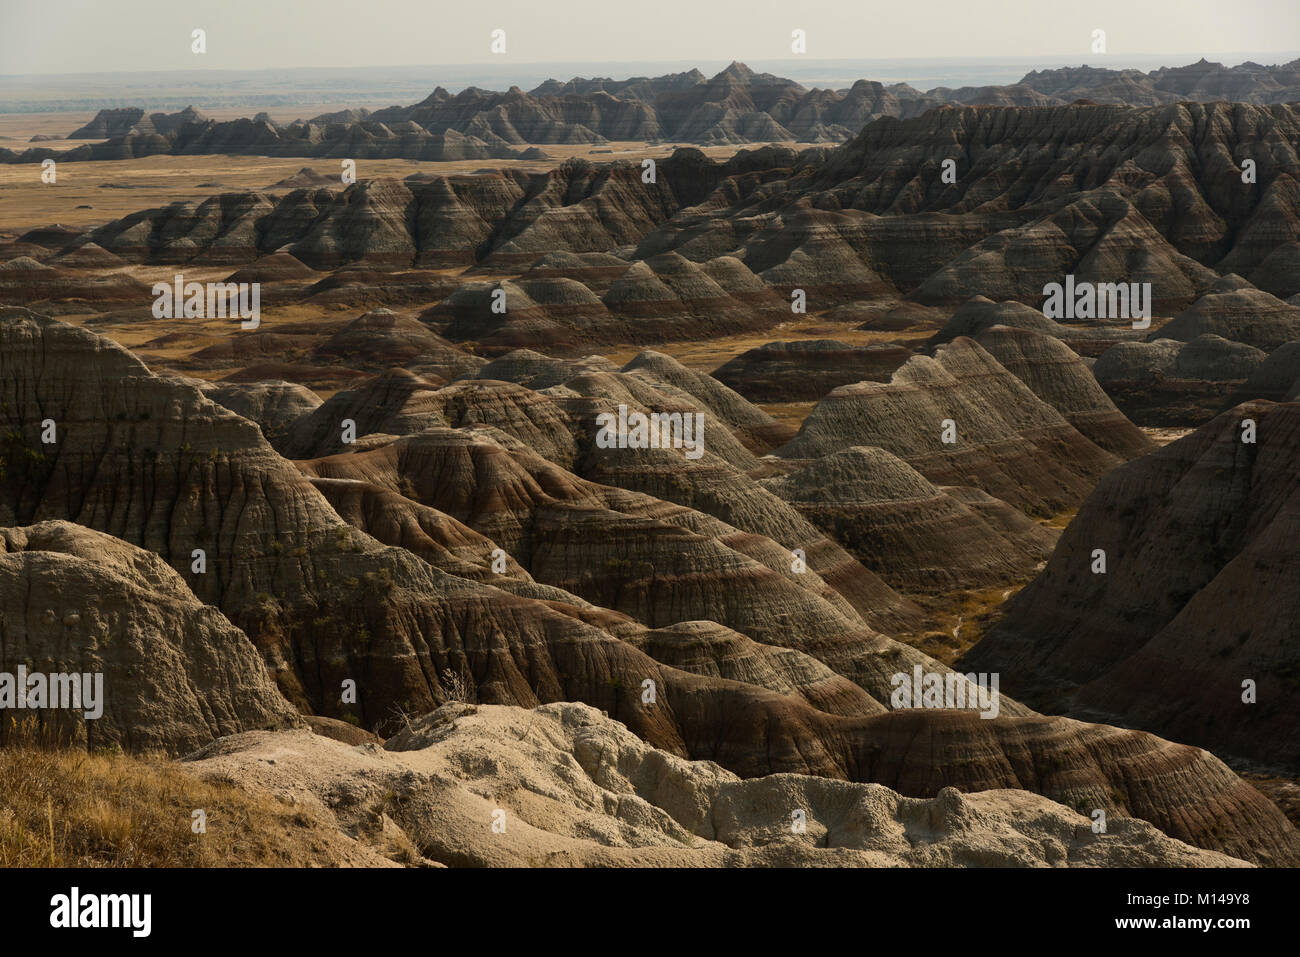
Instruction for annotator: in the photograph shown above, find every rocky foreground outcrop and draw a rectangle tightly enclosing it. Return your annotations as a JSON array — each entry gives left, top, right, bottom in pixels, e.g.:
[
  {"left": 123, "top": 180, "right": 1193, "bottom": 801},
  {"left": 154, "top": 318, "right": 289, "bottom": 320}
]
[
  {"left": 0, "top": 521, "right": 302, "bottom": 753},
  {"left": 967, "top": 399, "right": 1300, "bottom": 771},
  {"left": 183, "top": 702, "right": 1250, "bottom": 867}
]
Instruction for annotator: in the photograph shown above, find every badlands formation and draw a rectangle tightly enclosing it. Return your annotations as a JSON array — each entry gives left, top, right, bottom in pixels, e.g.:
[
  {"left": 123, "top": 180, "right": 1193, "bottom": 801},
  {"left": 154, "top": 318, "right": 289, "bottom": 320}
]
[
  {"left": 5, "top": 57, "right": 1299, "bottom": 166},
  {"left": 2, "top": 55, "right": 1300, "bottom": 868}
]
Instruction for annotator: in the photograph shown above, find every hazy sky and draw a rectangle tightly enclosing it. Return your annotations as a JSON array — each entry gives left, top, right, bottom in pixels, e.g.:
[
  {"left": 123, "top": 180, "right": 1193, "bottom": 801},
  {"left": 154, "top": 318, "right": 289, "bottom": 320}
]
[{"left": 2, "top": 0, "right": 1297, "bottom": 75}]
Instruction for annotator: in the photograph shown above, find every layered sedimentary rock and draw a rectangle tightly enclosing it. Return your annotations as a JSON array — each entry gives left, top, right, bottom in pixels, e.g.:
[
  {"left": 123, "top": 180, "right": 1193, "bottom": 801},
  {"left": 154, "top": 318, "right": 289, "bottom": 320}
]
[
  {"left": 12, "top": 108, "right": 524, "bottom": 164},
  {"left": 471, "top": 155, "right": 748, "bottom": 267},
  {"left": 629, "top": 620, "right": 882, "bottom": 716},
  {"left": 298, "top": 265, "right": 459, "bottom": 308},
  {"left": 0, "top": 521, "right": 302, "bottom": 753},
  {"left": 19, "top": 100, "right": 1300, "bottom": 353},
  {"left": 927, "top": 296, "right": 1149, "bottom": 358},
  {"left": 620, "top": 349, "right": 794, "bottom": 451},
  {"left": 1227, "top": 341, "right": 1300, "bottom": 405},
  {"left": 423, "top": 253, "right": 787, "bottom": 353},
  {"left": 967, "top": 400, "right": 1300, "bottom": 772},
  {"left": 305, "top": 476, "right": 539, "bottom": 589},
  {"left": 836, "top": 299, "right": 941, "bottom": 331},
  {"left": 182, "top": 327, "right": 328, "bottom": 369},
  {"left": 0, "top": 256, "right": 150, "bottom": 312},
  {"left": 312, "top": 308, "right": 458, "bottom": 367},
  {"left": 1093, "top": 335, "right": 1267, "bottom": 426},
  {"left": 48, "top": 242, "right": 128, "bottom": 269},
  {"left": 15, "top": 225, "right": 84, "bottom": 250},
  {"left": 1218, "top": 174, "right": 1300, "bottom": 295},
  {"left": 1154, "top": 282, "right": 1300, "bottom": 351},
  {"left": 928, "top": 297, "right": 1067, "bottom": 343},
  {"left": 200, "top": 380, "right": 323, "bottom": 448},
  {"left": 762, "top": 447, "right": 1056, "bottom": 592},
  {"left": 338, "top": 359, "right": 911, "bottom": 632},
  {"left": 14, "top": 57, "right": 1293, "bottom": 171},
  {"left": 461, "top": 349, "right": 618, "bottom": 390},
  {"left": 266, "top": 167, "right": 347, "bottom": 190},
  {"left": 218, "top": 351, "right": 918, "bottom": 636},
  {"left": 777, "top": 337, "right": 1121, "bottom": 515},
  {"left": 972, "top": 326, "right": 1155, "bottom": 459},
  {"left": 223, "top": 251, "right": 319, "bottom": 282},
  {"left": 293, "top": 425, "right": 914, "bottom": 644},
  {"left": 278, "top": 368, "right": 452, "bottom": 458},
  {"left": 1022, "top": 57, "right": 1300, "bottom": 106},
  {"left": 638, "top": 102, "right": 1298, "bottom": 315},
  {"left": 425, "top": 278, "right": 607, "bottom": 353},
  {"left": 513, "top": 250, "right": 636, "bottom": 293},
  {"left": 67, "top": 107, "right": 148, "bottom": 139},
  {"left": 70, "top": 151, "right": 756, "bottom": 273},
  {"left": 729, "top": 207, "right": 898, "bottom": 302},
  {"left": 3, "top": 307, "right": 1298, "bottom": 864},
  {"left": 910, "top": 192, "right": 1218, "bottom": 310},
  {"left": 1248, "top": 242, "right": 1300, "bottom": 300}
]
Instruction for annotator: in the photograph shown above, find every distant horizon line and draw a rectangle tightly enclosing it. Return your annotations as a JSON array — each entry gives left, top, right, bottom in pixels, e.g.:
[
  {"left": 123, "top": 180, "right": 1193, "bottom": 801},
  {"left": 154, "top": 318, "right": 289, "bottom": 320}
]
[{"left": 5, "top": 50, "right": 1300, "bottom": 81}]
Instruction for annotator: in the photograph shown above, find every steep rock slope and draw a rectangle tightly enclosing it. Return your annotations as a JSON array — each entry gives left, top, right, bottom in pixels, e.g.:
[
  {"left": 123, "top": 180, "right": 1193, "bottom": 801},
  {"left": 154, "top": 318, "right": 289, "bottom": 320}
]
[
  {"left": 967, "top": 400, "right": 1300, "bottom": 771},
  {"left": 638, "top": 102, "right": 1300, "bottom": 306},
  {"left": 762, "top": 447, "right": 1056, "bottom": 592},
  {"left": 973, "top": 325, "right": 1155, "bottom": 459},
  {"left": 1154, "top": 283, "right": 1300, "bottom": 351},
  {"left": 1093, "top": 335, "right": 1267, "bottom": 426}
]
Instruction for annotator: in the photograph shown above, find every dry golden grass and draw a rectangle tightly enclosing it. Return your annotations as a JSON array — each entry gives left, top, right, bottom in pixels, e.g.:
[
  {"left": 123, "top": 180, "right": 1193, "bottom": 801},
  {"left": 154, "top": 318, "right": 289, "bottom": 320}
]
[
  {"left": 758, "top": 401, "right": 818, "bottom": 432},
  {"left": 897, "top": 505, "right": 1080, "bottom": 661},
  {"left": 0, "top": 719, "right": 373, "bottom": 867},
  {"left": 1040, "top": 507, "right": 1078, "bottom": 529},
  {"left": 1142, "top": 426, "right": 1197, "bottom": 447},
  {"left": 901, "top": 581, "right": 1034, "bottom": 664}
]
